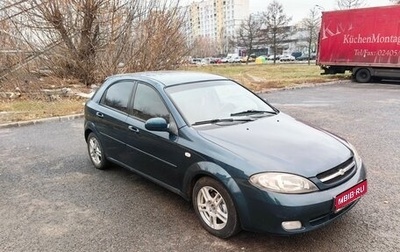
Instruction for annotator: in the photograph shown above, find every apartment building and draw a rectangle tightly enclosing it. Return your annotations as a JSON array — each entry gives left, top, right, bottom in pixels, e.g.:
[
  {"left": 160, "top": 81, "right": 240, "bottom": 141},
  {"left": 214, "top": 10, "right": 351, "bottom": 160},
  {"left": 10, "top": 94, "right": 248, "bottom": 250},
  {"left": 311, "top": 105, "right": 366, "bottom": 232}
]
[{"left": 183, "top": 0, "right": 249, "bottom": 54}]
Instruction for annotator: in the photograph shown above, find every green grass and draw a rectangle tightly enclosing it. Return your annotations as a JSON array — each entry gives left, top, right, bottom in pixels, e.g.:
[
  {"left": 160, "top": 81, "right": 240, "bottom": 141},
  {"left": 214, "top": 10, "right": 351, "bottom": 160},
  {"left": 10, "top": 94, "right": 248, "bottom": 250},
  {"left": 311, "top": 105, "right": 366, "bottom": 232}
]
[
  {"left": 181, "top": 63, "right": 350, "bottom": 91},
  {"left": 0, "top": 64, "right": 351, "bottom": 124}
]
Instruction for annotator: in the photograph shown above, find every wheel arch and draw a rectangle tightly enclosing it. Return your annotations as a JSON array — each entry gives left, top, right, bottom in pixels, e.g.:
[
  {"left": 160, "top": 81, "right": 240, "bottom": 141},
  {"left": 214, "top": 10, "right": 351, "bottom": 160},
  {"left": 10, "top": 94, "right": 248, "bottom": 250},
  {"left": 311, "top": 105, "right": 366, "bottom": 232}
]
[
  {"left": 84, "top": 128, "right": 92, "bottom": 142},
  {"left": 182, "top": 161, "right": 251, "bottom": 227},
  {"left": 84, "top": 121, "right": 98, "bottom": 142}
]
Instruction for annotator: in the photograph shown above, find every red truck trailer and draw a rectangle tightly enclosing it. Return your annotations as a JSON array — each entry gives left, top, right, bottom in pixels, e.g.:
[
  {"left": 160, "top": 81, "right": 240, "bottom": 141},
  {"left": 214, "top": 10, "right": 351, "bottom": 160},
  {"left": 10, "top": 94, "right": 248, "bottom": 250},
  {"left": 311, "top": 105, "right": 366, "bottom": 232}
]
[{"left": 317, "top": 5, "right": 400, "bottom": 82}]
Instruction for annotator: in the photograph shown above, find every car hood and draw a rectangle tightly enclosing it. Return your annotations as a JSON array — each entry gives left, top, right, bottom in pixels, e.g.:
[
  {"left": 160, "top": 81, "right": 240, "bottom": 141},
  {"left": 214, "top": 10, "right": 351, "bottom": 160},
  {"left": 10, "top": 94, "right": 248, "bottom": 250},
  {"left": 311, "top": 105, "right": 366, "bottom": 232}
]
[{"left": 197, "top": 113, "right": 352, "bottom": 177}]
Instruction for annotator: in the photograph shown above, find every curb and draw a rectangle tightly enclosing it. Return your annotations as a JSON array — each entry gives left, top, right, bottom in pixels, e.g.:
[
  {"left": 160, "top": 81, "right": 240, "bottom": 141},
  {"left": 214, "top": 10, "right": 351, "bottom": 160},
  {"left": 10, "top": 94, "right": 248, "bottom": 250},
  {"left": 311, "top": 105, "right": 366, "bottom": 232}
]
[
  {"left": 0, "top": 113, "right": 84, "bottom": 129},
  {"left": 256, "top": 80, "right": 350, "bottom": 94}
]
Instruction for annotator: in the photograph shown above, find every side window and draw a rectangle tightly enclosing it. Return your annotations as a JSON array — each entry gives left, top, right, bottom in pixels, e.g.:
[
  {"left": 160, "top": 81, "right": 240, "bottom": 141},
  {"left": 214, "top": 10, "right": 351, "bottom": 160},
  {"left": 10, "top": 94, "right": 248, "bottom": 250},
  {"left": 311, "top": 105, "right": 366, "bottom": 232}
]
[
  {"left": 101, "top": 81, "right": 134, "bottom": 113},
  {"left": 132, "top": 83, "right": 169, "bottom": 121}
]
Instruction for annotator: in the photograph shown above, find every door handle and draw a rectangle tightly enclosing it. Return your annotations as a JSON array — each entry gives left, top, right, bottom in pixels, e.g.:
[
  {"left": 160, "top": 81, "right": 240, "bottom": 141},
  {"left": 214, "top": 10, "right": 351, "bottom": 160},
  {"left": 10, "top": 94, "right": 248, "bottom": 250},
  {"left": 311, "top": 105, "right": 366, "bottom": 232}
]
[
  {"left": 95, "top": 112, "right": 104, "bottom": 118},
  {"left": 128, "top": 125, "right": 139, "bottom": 133}
]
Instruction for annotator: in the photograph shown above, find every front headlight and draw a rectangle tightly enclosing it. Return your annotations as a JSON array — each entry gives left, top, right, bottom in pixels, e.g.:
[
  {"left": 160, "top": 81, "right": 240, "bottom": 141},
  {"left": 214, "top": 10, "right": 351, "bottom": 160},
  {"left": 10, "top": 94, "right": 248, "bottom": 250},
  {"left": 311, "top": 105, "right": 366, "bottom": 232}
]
[
  {"left": 347, "top": 142, "right": 362, "bottom": 167},
  {"left": 249, "top": 173, "right": 318, "bottom": 194}
]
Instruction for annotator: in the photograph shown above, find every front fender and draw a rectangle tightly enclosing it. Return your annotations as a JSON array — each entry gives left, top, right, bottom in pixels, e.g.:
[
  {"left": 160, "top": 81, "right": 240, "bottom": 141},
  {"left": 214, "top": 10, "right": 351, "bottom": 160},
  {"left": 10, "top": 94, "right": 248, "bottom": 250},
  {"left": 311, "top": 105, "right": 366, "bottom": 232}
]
[{"left": 182, "top": 161, "right": 251, "bottom": 229}]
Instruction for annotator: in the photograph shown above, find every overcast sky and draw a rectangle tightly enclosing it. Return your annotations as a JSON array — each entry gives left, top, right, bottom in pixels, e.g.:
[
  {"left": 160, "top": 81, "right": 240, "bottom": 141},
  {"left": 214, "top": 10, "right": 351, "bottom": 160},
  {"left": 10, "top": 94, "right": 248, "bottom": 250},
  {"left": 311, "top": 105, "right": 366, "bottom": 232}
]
[{"left": 249, "top": 0, "right": 393, "bottom": 24}]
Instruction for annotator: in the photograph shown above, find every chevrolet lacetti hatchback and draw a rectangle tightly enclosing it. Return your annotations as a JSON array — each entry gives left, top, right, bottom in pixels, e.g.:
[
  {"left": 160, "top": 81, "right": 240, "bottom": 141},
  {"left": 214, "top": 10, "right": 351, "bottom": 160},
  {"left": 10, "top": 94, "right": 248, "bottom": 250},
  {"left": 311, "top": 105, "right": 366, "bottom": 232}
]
[{"left": 84, "top": 71, "right": 367, "bottom": 238}]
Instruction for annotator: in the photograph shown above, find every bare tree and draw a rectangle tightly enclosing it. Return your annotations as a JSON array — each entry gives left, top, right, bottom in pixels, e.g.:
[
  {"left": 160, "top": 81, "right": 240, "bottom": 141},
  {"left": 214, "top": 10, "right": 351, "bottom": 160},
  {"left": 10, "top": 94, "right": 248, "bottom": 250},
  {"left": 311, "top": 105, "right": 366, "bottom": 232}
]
[
  {"left": 262, "top": 0, "right": 292, "bottom": 64},
  {"left": 336, "top": 0, "right": 366, "bottom": 9},
  {"left": 0, "top": 0, "right": 34, "bottom": 78},
  {"left": 0, "top": 19, "right": 20, "bottom": 73},
  {"left": 2, "top": 0, "right": 189, "bottom": 85},
  {"left": 237, "top": 14, "right": 263, "bottom": 64},
  {"left": 190, "top": 36, "right": 219, "bottom": 58},
  {"left": 390, "top": 0, "right": 400, "bottom": 3},
  {"left": 127, "top": 6, "right": 189, "bottom": 73},
  {"left": 217, "top": 27, "right": 227, "bottom": 56},
  {"left": 300, "top": 8, "right": 320, "bottom": 65},
  {"left": 217, "top": 27, "right": 236, "bottom": 56}
]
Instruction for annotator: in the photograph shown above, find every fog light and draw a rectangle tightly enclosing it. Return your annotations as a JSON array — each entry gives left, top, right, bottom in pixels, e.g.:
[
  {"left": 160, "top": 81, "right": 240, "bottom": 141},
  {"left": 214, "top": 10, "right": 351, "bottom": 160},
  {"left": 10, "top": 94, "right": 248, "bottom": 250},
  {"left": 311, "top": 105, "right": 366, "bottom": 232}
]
[{"left": 282, "top": 221, "right": 302, "bottom": 231}]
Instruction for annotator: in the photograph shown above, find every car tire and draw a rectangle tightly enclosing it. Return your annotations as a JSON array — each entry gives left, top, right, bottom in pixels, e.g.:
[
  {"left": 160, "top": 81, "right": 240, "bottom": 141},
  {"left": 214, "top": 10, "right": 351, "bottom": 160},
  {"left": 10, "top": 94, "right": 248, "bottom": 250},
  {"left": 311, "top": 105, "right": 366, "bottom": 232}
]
[
  {"left": 192, "top": 177, "right": 241, "bottom": 238},
  {"left": 355, "top": 68, "right": 371, "bottom": 83},
  {"left": 87, "top": 132, "right": 109, "bottom": 170}
]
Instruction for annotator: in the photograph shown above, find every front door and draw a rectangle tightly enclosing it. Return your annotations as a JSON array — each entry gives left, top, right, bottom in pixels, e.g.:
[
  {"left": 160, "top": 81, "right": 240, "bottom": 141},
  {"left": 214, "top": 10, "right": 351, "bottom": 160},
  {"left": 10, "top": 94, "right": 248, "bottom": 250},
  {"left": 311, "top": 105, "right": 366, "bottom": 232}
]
[{"left": 123, "top": 82, "right": 185, "bottom": 189}]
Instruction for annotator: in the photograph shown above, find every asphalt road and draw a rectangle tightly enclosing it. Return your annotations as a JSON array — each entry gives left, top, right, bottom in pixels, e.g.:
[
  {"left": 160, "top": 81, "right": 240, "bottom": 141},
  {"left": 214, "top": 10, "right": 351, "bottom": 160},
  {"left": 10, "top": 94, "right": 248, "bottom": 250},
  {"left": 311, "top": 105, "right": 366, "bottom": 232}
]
[{"left": 0, "top": 81, "right": 399, "bottom": 251}]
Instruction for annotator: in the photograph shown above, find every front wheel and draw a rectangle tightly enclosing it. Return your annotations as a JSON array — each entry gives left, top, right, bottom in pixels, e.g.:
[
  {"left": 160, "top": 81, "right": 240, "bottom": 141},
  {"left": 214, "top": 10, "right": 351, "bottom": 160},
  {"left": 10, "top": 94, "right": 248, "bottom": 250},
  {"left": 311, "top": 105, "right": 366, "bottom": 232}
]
[{"left": 192, "top": 177, "right": 241, "bottom": 238}]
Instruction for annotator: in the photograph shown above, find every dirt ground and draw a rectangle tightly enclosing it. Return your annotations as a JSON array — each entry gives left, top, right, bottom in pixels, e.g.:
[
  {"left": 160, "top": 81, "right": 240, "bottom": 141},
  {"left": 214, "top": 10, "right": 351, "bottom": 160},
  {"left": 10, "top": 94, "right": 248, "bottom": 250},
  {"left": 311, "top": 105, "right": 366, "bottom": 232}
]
[
  {"left": 0, "top": 72, "right": 93, "bottom": 123},
  {"left": 0, "top": 71, "right": 92, "bottom": 99}
]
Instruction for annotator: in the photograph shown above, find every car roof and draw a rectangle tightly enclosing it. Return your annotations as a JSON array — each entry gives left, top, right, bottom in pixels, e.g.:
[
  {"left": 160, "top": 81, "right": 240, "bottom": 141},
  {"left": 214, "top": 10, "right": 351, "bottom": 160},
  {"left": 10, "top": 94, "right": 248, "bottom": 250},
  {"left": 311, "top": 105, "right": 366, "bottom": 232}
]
[{"left": 107, "top": 71, "right": 228, "bottom": 87}]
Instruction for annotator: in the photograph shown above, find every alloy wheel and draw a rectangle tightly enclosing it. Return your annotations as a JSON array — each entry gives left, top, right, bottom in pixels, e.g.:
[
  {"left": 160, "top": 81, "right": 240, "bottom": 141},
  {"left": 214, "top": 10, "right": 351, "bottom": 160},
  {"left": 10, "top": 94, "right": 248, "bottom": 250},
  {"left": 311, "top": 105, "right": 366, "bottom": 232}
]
[{"left": 196, "top": 185, "right": 228, "bottom": 230}]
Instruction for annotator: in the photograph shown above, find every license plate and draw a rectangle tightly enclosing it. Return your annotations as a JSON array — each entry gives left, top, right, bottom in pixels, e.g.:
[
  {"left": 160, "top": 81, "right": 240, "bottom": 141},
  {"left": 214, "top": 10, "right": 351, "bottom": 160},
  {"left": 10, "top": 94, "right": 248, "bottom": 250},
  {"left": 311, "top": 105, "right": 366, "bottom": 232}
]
[{"left": 334, "top": 180, "right": 367, "bottom": 211}]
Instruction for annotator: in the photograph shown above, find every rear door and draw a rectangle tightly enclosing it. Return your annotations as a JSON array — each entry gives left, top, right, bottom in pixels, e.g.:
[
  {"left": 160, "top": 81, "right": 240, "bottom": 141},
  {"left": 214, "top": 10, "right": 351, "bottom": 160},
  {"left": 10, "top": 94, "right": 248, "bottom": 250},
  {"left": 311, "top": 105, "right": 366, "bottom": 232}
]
[{"left": 94, "top": 80, "right": 135, "bottom": 161}]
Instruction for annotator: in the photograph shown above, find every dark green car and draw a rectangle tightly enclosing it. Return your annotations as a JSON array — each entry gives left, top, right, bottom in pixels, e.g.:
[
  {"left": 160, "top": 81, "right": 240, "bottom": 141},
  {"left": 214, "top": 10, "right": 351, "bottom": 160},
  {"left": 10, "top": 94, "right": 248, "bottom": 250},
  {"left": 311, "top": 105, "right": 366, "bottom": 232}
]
[{"left": 84, "top": 71, "right": 367, "bottom": 238}]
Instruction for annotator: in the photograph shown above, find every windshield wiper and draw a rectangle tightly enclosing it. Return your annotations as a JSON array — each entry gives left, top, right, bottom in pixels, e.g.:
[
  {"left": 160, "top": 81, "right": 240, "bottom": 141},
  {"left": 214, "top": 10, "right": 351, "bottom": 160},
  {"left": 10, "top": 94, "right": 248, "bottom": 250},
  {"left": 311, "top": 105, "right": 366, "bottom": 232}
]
[
  {"left": 192, "top": 118, "right": 254, "bottom": 126},
  {"left": 230, "top": 110, "right": 277, "bottom": 117}
]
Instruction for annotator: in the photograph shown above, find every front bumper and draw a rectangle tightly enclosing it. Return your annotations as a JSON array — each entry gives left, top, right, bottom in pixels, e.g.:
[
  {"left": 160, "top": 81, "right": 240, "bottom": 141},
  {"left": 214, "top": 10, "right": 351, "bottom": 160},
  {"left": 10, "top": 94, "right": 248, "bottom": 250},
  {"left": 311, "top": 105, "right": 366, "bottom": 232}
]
[{"left": 237, "top": 163, "right": 367, "bottom": 235}]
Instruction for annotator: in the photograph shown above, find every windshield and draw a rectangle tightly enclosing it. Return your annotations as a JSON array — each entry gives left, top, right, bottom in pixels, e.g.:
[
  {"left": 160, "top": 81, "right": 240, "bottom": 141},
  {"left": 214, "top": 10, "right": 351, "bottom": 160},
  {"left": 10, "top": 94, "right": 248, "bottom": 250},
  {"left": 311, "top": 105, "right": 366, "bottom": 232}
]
[{"left": 166, "top": 80, "right": 277, "bottom": 126}]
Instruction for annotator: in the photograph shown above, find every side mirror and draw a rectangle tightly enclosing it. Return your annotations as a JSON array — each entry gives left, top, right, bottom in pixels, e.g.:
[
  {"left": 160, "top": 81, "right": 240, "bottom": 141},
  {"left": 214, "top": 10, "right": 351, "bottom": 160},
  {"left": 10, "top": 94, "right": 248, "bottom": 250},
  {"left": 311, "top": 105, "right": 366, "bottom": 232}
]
[{"left": 145, "top": 117, "right": 169, "bottom": 132}]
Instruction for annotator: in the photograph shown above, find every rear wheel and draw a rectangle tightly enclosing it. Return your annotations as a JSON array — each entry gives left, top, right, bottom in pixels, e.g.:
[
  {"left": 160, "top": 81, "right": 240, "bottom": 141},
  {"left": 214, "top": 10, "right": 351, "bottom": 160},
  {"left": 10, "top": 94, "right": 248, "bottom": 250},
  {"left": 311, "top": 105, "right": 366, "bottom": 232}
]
[
  {"left": 355, "top": 68, "right": 371, "bottom": 83},
  {"left": 87, "top": 132, "right": 109, "bottom": 170},
  {"left": 192, "top": 177, "right": 241, "bottom": 238}
]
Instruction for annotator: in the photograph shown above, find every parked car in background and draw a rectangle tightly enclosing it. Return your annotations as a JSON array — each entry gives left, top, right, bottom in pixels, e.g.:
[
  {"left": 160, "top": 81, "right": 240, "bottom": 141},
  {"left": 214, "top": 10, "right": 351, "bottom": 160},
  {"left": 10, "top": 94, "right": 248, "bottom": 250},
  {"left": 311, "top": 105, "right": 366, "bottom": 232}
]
[
  {"left": 241, "top": 54, "right": 256, "bottom": 63},
  {"left": 199, "top": 58, "right": 210, "bottom": 65},
  {"left": 267, "top": 54, "right": 281, "bottom": 61},
  {"left": 228, "top": 56, "right": 242, "bottom": 63},
  {"left": 291, "top": 52, "right": 302, "bottom": 59},
  {"left": 209, "top": 57, "right": 222, "bottom": 64},
  {"left": 280, "top": 55, "right": 296, "bottom": 62},
  {"left": 297, "top": 53, "right": 316, "bottom": 61},
  {"left": 220, "top": 57, "right": 229, "bottom": 63},
  {"left": 190, "top": 58, "right": 202, "bottom": 64},
  {"left": 84, "top": 71, "right": 367, "bottom": 238}
]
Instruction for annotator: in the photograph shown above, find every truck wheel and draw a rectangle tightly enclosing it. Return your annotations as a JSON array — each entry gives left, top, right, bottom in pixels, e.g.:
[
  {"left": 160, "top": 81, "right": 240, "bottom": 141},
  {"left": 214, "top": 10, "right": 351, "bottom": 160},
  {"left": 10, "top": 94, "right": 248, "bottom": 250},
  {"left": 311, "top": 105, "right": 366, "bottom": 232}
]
[{"left": 355, "top": 68, "right": 371, "bottom": 83}]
